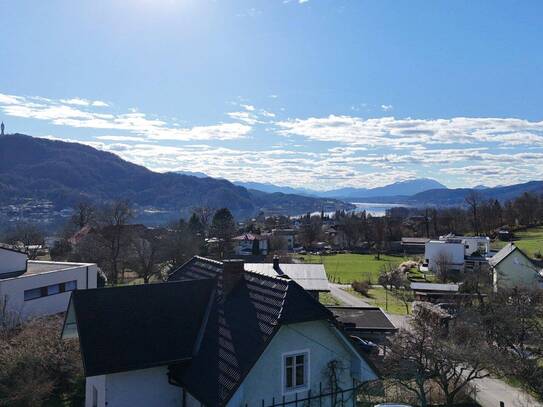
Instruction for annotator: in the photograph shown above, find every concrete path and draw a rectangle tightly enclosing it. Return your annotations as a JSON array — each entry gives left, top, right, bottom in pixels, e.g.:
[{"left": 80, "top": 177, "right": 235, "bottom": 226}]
[
  {"left": 474, "top": 376, "right": 542, "bottom": 407},
  {"left": 329, "top": 283, "right": 371, "bottom": 307}
]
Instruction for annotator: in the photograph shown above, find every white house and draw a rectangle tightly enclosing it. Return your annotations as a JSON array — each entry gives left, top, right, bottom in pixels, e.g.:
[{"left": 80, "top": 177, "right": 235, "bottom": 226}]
[
  {"left": 63, "top": 257, "right": 378, "bottom": 407},
  {"left": 232, "top": 233, "right": 270, "bottom": 256},
  {"left": 489, "top": 243, "right": 543, "bottom": 292},
  {"left": 0, "top": 244, "right": 98, "bottom": 320},
  {"left": 424, "top": 234, "right": 491, "bottom": 273}
]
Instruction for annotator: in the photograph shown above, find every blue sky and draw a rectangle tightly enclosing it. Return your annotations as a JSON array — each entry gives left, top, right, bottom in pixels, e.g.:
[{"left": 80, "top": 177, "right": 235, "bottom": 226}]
[{"left": 1, "top": 0, "right": 543, "bottom": 190}]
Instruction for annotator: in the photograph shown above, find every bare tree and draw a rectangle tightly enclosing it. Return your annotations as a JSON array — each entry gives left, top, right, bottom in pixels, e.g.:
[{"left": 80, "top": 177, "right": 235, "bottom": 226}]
[
  {"left": 95, "top": 200, "right": 134, "bottom": 285},
  {"left": 434, "top": 251, "right": 454, "bottom": 283},
  {"left": 71, "top": 201, "right": 96, "bottom": 230},
  {"left": 129, "top": 229, "right": 165, "bottom": 284},
  {"left": 465, "top": 191, "right": 482, "bottom": 235},
  {"left": 3, "top": 222, "right": 45, "bottom": 259}
]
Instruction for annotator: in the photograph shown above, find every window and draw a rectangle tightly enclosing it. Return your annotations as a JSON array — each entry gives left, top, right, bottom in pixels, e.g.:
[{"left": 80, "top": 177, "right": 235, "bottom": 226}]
[
  {"left": 92, "top": 386, "right": 98, "bottom": 407},
  {"left": 283, "top": 351, "right": 309, "bottom": 393},
  {"left": 24, "top": 287, "right": 42, "bottom": 301},
  {"left": 23, "top": 280, "right": 78, "bottom": 301},
  {"left": 65, "top": 280, "right": 77, "bottom": 291}
]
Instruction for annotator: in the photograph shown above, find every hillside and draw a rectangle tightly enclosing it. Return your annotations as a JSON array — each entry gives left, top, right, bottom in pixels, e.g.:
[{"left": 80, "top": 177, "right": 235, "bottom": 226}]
[
  {"left": 0, "top": 134, "right": 352, "bottom": 220},
  {"left": 357, "top": 181, "right": 543, "bottom": 206}
]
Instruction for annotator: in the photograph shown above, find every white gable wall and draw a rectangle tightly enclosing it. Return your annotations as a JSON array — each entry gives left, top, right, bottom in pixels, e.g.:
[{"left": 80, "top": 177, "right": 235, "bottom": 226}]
[
  {"left": 227, "top": 320, "right": 376, "bottom": 407},
  {"left": 493, "top": 249, "right": 543, "bottom": 292},
  {"left": 86, "top": 367, "right": 182, "bottom": 407},
  {"left": 0, "top": 247, "right": 27, "bottom": 275}
]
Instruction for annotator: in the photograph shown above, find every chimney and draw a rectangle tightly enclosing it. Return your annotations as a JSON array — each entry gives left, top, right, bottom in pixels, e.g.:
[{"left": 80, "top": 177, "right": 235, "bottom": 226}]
[
  {"left": 222, "top": 259, "right": 245, "bottom": 296},
  {"left": 273, "top": 255, "right": 284, "bottom": 275},
  {"left": 273, "top": 255, "right": 280, "bottom": 271}
]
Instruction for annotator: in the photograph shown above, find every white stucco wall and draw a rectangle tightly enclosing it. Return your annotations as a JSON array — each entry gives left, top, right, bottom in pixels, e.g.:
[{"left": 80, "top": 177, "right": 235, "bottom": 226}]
[
  {"left": 494, "top": 250, "right": 543, "bottom": 291},
  {"left": 227, "top": 320, "right": 376, "bottom": 407},
  {"left": 425, "top": 241, "right": 465, "bottom": 271},
  {"left": 0, "top": 262, "right": 97, "bottom": 319},
  {"left": 0, "top": 247, "right": 27, "bottom": 275},
  {"left": 86, "top": 367, "right": 182, "bottom": 407}
]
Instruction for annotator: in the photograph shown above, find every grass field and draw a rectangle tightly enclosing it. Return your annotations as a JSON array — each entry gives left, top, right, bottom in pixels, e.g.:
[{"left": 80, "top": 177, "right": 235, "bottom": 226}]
[
  {"left": 492, "top": 227, "right": 543, "bottom": 257},
  {"left": 344, "top": 287, "right": 410, "bottom": 315},
  {"left": 295, "top": 253, "right": 410, "bottom": 284}
]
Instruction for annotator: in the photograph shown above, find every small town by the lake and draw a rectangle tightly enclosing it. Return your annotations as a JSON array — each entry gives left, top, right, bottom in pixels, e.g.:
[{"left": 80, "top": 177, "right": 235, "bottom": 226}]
[{"left": 1, "top": 1, "right": 543, "bottom": 406}]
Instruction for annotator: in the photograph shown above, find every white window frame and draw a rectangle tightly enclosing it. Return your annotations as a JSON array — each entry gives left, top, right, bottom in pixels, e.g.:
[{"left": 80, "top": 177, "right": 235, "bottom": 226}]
[{"left": 282, "top": 349, "right": 310, "bottom": 395}]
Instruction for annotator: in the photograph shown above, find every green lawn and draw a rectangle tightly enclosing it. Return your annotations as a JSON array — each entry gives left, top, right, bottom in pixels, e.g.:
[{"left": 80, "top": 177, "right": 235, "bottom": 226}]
[
  {"left": 295, "top": 253, "right": 410, "bottom": 284},
  {"left": 492, "top": 227, "right": 543, "bottom": 257},
  {"left": 344, "top": 287, "right": 410, "bottom": 315}
]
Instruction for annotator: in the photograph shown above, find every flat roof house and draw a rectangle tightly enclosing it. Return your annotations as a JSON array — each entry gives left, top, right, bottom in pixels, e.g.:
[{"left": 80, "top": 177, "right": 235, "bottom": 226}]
[
  {"left": 63, "top": 257, "right": 378, "bottom": 407},
  {"left": 0, "top": 244, "right": 98, "bottom": 320}
]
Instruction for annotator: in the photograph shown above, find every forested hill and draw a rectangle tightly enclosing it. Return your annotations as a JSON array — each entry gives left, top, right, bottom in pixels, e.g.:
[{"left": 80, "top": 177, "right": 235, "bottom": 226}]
[{"left": 0, "top": 134, "right": 351, "bottom": 219}]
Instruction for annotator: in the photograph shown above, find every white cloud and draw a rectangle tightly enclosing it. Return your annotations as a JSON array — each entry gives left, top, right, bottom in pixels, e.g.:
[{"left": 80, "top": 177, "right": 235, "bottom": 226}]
[
  {"left": 381, "top": 104, "right": 393, "bottom": 111},
  {"left": 275, "top": 115, "right": 543, "bottom": 148},
  {"left": 0, "top": 92, "right": 251, "bottom": 141}
]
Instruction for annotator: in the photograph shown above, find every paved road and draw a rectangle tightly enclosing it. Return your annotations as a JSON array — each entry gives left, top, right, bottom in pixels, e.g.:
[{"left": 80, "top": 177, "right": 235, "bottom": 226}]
[{"left": 474, "top": 376, "right": 542, "bottom": 407}]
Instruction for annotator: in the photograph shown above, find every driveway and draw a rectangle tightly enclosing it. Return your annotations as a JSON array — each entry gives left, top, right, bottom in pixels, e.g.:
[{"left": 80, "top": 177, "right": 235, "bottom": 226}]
[
  {"left": 329, "top": 283, "right": 371, "bottom": 307},
  {"left": 474, "top": 376, "right": 542, "bottom": 407}
]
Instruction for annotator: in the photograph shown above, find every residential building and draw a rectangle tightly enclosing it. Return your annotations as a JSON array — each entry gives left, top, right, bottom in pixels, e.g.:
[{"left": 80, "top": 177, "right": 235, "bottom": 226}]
[
  {"left": 63, "top": 257, "right": 378, "bottom": 407},
  {"left": 271, "top": 228, "right": 296, "bottom": 251},
  {"left": 424, "top": 234, "right": 491, "bottom": 273},
  {"left": 0, "top": 244, "right": 98, "bottom": 320},
  {"left": 245, "top": 257, "right": 329, "bottom": 298},
  {"left": 489, "top": 243, "right": 543, "bottom": 292},
  {"left": 232, "top": 233, "right": 270, "bottom": 256},
  {"left": 400, "top": 237, "right": 429, "bottom": 254}
]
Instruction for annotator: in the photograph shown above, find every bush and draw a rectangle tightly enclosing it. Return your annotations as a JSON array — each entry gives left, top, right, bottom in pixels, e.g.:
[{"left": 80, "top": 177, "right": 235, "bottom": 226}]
[
  {"left": 352, "top": 280, "right": 370, "bottom": 296},
  {"left": 0, "top": 316, "right": 84, "bottom": 406}
]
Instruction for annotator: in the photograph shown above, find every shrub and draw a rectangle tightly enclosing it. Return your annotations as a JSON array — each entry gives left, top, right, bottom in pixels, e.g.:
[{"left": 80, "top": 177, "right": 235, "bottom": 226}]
[{"left": 352, "top": 280, "right": 370, "bottom": 296}]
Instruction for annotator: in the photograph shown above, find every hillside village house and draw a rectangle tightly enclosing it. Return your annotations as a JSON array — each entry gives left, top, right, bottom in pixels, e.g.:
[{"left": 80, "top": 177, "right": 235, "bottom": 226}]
[
  {"left": 489, "top": 243, "right": 543, "bottom": 292},
  {"left": 423, "top": 234, "right": 491, "bottom": 273},
  {"left": 63, "top": 257, "right": 378, "bottom": 407},
  {"left": 232, "top": 233, "right": 270, "bottom": 256},
  {"left": 0, "top": 244, "right": 99, "bottom": 320}
]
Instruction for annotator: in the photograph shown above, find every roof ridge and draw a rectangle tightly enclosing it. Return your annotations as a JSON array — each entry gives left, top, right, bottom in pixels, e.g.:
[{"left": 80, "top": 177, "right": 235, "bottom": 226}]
[
  {"left": 193, "top": 255, "right": 223, "bottom": 265},
  {"left": 244, "top": 268, "right": 291, "bottom": 282}
]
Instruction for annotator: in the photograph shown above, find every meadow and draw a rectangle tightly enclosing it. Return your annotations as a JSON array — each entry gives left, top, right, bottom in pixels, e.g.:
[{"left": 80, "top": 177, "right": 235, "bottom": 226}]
[
  {"left": 492, "top": 226, "right": 543, "bottom": 257},
  {"left": 295, "top": 253, "right": 410, "bottom": 284}
]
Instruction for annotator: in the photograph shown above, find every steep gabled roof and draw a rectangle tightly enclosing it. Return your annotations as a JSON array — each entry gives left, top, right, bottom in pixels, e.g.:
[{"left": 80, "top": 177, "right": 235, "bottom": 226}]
[
  {"left": 167, "top": 257, "right": 333, "bottom": 406},
  {"left": 488, "top": 242, "right": 540, "bottom": 269},
  {"left": 488, "top": 242, "right": 518, "bottom": 267},
  {"left": 67, "top": 280, "right": 216, "bottom": 377}
]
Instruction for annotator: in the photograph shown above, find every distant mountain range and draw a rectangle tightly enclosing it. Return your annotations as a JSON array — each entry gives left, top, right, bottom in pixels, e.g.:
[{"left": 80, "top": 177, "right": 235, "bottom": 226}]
[
  {"left": 0, "top": 134, "right": 353, "bottom": 221},
  {"left": 233, "top": 178, "right": 447, "bottom": 199}
]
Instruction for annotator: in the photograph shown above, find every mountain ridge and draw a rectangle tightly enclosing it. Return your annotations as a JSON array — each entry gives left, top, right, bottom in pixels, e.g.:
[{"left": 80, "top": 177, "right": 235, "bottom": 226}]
[
  {"left": 233, "top": 178, "right": 447, "bottom": 198},
  {"left": 0, "top": 134, "right": 353, "bottom": 220}
]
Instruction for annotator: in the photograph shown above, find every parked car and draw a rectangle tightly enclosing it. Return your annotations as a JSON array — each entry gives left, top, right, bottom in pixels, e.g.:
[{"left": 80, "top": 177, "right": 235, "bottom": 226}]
[
  {"left": 350, "top": 335, "right": 378, "bottom": 354},
  {"left": 374, "top": 404, "right": 414, "bottom": 407}
]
